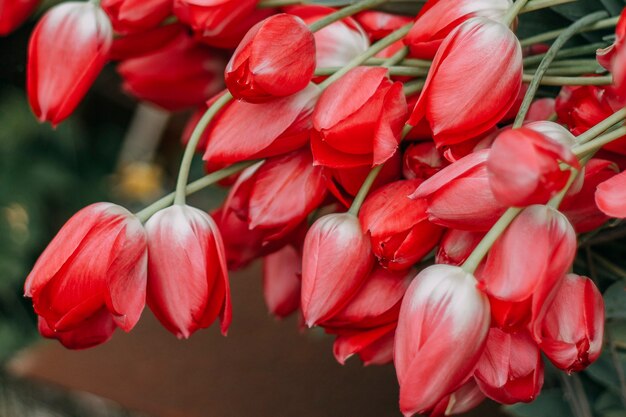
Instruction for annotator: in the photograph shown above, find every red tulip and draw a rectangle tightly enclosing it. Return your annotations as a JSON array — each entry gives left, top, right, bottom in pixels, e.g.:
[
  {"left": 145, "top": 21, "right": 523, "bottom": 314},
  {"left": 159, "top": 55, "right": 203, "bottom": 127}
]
[
  {"left": 145, "top": 205, "right": 231, "bottom": 338},
  {"left": 301, "top": 213, "right": 374, "bottom": 327},
  {"left": 117, "top": 32, "right": 224, "bottom": 111},
  {"left": 475, "top": 328, "right": 544, "bottom": 404},
  {"left": 0, "top": 0, "right": 39, "bottom": 35},
  {"left": 487, "top": 122, "right": 579, "bottom": 207},
  {"left": 436, "top": 229, "right": 485, "bottom": 266},
  {"left": 225, "top": 14, "right": 315, "bottom": 103},
  {"left": 287, "top": 5, "right": 369, "bottom": 68},
  {"left": 203, "top": 84, "right": 320, "bottom": 164},
  {"left": 173, "top": 0, "right": 257, "bottom": 40},
  {"left": 429, "top": 379, "right": 485, "bottom": 417},
  {"left": 101, "top": 0, "right": 172, "bottom": 34},
  {"left": 263, "top": 245, "right": 302, "bottom": 318},
  {"left": 402, "top": 141, "right": 448, "bottom": 180},
  {"left": 596, "top": 168, "right": 626, "bottom": 218},
  {"left": 527, "top": 98, "right": 556, "bottom": 122},
  {"left": 359, "top": 180, "right": 443, "bottom": 270},
  {"left": 404, "top": 0, "right": 511, "bottom": 59},
  {"left": 561, "top": 158, "right": 617, "bottom": 232},
  {"left": 597, "top": 9, "right": 626, "bottom": 70},
  {"left": 27, "top": 2, "right": 113, "bottom": 126},
  {"left": 312, "top": 66, "right": 408, "bottom": 168},
  {"left": 24, "top": 203, "right": 147, "bottom": 349},
  {"left": 324, "top": 266, "right": 412, "bottom": 329},
  {"left": 479, "top": 205, "right": 577, "bottom": 336},
  {"left": 409, "top": 17, "right": 522, "bottom": 147},
  {"left": 394, "top": 265, "right": 490, "bottom": 416},
  {"left": 331, "top": 322, "right": 396, "bottom": 365},
  {"left": 354, "top": 10, "right": 412, "bottom": 40},
  {"left": 538, "top": 274, "right": 604, "bottom": 372},
  {"left": 411, "top": 149, "right": 507, "bottom": 231}
]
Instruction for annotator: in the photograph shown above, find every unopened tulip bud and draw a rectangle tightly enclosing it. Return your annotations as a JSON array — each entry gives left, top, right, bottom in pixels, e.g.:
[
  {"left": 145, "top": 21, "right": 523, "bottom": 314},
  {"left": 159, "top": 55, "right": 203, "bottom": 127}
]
[
  {"left": 538, "top": 274, "right": 604, "bottom": 372},
  {"left": 395, "top": 265, "right": 490, "bottom": 416},
  {"left": 27, "top": 2, "right": 113, "bottom": 125},
  {"left": 24, "top": 203, "right": 147, "bottom": 349},
  {"left": 146, "top": 205, "right": 231, "bottom": 338}
]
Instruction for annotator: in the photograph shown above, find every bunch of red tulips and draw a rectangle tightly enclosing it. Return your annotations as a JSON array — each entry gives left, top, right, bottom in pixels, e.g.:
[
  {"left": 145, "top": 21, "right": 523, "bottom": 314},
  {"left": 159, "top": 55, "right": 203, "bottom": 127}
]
[{"left": 6, "top": 0, "right": 626, "bottom": 415}]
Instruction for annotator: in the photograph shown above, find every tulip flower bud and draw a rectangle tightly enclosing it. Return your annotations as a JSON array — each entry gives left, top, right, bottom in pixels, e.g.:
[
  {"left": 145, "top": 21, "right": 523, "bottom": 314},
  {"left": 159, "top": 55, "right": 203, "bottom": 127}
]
[
  {"left": 474, "top": 328, "right": 544, "bottom": 404},
  {"left": 359, "top": 180, "right": 443, "bottom": 270},
  {"left": 27, "top": 2, "right": 113, "bottom": 125},
  {"left": 402, "top": 141, "right": 448, "bottom": 180},
  {"left": 301, "top": 213, "right": 374, "bottom": 327},
  {"left": 394, "top": 265, "right": 490, "bottom": 416},
  {"left": 312, "top": 66, "right": 408, "bottom": 168},
  {"left": 117, "top": 32, "right": 224, "bottom": 111},
  {"left": 203, "top": 84, "right": 320, "bottom": 165},
  {"left": 411, "top": 149, "right": 507, "bottom": 231},
  {"left": 404, "top": 0, "right": 511, "bottom": 59},
  {"left": 288, "top": 5, "right": 369, "bottom": 68},
  {"left": 24, "top": 203, "right": 147, "bottom": 349},
  {"left": 596, "top": 169, "right": 626, "bottom": 219},
  {"left": 597, "top": 9, "right": 626, "bottom": 70},
  {"left": 225, "top": 14, "right": 316, "bottom": 103},
  {"left": 145, "top": 205, "right": 231, "bottom": 338},
  {"left": 538, "top": 274, "right": 604, "bottom": 373},
  {"left": 487, "top": 123, "right": 579, "bottom": 207},
  {"left": 101, "top": 0, "right": 172, "bottom": 34},
  {"left": 263, "top": 245, "right": 302, "bottom": 319},
  {"left": 0, "top": 0, "right": 39, "bottom": 35},
  {"left": 409, "top": 17, "right": 522, "bottom": 147},
  {"left": 479, "top": 205, "right": 577, "bottom": 335}
]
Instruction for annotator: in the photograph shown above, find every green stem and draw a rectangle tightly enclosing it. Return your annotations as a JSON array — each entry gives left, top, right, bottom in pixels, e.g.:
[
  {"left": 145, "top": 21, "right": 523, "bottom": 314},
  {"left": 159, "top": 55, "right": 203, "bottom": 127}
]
[
  {"left": 136, "top": 161, "right": 258, "bottom": 223},
  {"left": 90, "top": 0, "right": 102, "bottom": 6},
  {"left": 523, "top": 43, "right": 607, "bottom": 66},
  {"left": 514, "top": 11, "right": 609, "bottom": 128},
  {"left": 503, "top": 0, "right": 530, "bottom": 27},
  {"left": 547, "top": 166, "right": 580, "bottom": 209},
  {"left": 573, "top": 126, "right": 626, "bottom": 157},
  {"left": 521, "top": 74, "right": 612, "bottom": 85},
  {"left": 382, "top": 46, "right": 409, "bottom": 68},
  {"left": 308, "top": 0, "right": 391, "bottom": 33},
  {"left": 461, "top": 208, "right": 523, "bottom": 274},
  {"left": 577, "top": 108, "right": 626, "bottom": 145},
  {"left": 317, "top": 23, "right": 413, "bottom": 90},
  {"left": 173, "top": 92, "right": 233, "bottom": 206},
  {"left": 348, "top": 165, "right": 383, "bottom": 216},
  {"left": 540, "top": 65, "right": 602, "bottom": 75},
  {"left": 521, "top": 16, "right": 619, "bottom": 47},
  {"left": 403, "top": 80, "right": 425, "bottom": 96}
]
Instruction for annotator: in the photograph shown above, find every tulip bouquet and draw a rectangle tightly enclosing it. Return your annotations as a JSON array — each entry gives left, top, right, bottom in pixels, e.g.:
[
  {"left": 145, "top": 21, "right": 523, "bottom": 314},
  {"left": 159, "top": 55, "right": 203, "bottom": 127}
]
[{"left": 6, "top": 0, "right": 626, "bottom": 415}]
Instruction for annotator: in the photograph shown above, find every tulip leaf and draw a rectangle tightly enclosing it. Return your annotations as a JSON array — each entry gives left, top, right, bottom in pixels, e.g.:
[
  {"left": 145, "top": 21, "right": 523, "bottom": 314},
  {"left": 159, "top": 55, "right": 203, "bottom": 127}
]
[
  {"left": 504, "top": 389, "right": 572, "bottom": 417},
  {"left": 594, "top": 391, "right": 624, "bottom": 415},
  {"left": 605, "top": 282, "right": 626, "bottom": 320},
  {"left": 585, "top": 352, "right": 626, "bottom": 396}
]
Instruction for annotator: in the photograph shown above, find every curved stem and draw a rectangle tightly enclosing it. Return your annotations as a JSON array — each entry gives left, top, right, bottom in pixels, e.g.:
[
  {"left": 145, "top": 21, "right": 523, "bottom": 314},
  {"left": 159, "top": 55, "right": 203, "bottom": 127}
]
[
  {"left": 403, "top": 80, "right": 425, "bottom": 96},
  {"left": 317, "top": 23, "right": 413, "bottom": 90},
  {"left": 513, "top": 11, "right": 609, "bottom": 128},
  {"left": 576, "top": 108, "right": 626, "bottom": 145},
  {"left": 308, "top": 0, "right": 391, "bottom": 33},
  {"left": 136, "top": 161, "right": 258, "bottom": 223},
  {"left": 573, "top": 126, "right": 626, "bottom": 157},
  {"left": 461, "top": 208, "right": 522, "bottom": 274},
  {"left": 348, "top": 165, "right": 383, "bottom": 216},
  {"left": 521, "top": 74, "right": 612, "bottom": 85},
  {"left": 503, "top": 0, "right": 530, "bottom": 27},
  {"left": 547, "top": 166, "right": 580, "bottom": 209},
  {"left": 382, "top": 46, "right": 409, "bottom": 68},
  {"left": 173, "top": 92, "right": 233, "bottom": 206},
  {"left": 522, "top": 43, "right": 607, "bottom": 66},
  {"left": 520, "top": 0, "right": 575, "bottom": 13},
  {"left": 315, "top": 65, "right": 427, "bottom": 77}
]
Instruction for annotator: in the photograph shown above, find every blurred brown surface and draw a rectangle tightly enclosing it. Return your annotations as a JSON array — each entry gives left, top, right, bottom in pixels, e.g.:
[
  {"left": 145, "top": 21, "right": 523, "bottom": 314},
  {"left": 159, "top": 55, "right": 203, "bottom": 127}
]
[{"left": 7, "top": 263, "right": 504, "bottom": 417}]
